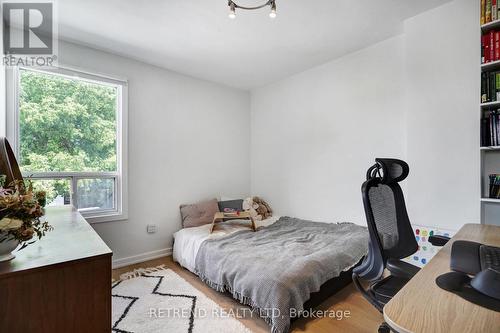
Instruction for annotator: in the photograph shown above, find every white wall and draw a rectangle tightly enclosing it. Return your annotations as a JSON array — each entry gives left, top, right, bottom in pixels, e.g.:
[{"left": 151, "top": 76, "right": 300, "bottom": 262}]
[
  {"left": 2, "top": 0, "right": 478, "bottom": 265},
  {"left": 251, "top": 36, "right": 406, "bottom": 224},
  {"left": 250, "top": 0, "right": 479, "bottom": 230},
  {"left": 404, "top": 0, "right": 480, "bottom": 230},
  {"left": 58, "top": 41, "right": 250, "bottom": 265}
]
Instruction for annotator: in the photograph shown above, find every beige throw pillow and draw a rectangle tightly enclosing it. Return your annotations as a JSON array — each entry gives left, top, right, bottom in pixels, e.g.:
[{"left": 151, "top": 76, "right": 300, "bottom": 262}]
[{"left": 180, "top": 198, "right": 219, "bottom": 228}]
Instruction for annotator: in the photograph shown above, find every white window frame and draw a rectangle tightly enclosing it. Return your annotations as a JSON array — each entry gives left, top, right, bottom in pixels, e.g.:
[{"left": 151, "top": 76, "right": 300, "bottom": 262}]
[{"left": 5, "top": 65, "right": 128, "bottom": 224}]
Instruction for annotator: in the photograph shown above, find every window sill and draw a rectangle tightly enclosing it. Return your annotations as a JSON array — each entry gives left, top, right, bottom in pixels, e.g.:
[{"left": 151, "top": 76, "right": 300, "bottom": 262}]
[{"left": 81, "top": 210, "right": 128, "bottom": 224}]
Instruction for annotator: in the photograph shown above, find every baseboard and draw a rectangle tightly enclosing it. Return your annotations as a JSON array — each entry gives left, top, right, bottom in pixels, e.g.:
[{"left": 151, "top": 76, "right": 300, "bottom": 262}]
[{"left": 112, "top": 247, "right": 172, "bottom": 269}]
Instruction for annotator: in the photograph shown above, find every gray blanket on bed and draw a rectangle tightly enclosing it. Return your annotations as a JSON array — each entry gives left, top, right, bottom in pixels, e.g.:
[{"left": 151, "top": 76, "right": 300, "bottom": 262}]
[{"left": 194, "top": 216, "right": 368, "bottom": 333}]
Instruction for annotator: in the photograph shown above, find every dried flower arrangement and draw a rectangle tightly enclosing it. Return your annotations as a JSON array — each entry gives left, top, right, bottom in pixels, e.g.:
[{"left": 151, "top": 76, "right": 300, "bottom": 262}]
[{"left": 0, "top": 175, "right": 52, "bottom": 251}]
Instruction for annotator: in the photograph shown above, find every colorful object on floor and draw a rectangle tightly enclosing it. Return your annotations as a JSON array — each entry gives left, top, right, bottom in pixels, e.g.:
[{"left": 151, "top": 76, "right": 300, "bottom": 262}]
[{"left": 403, "top": 225, "right": 455, "bottom": 268}]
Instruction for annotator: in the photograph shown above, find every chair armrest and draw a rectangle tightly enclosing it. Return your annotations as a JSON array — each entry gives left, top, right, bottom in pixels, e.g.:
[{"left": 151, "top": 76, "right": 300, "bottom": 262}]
[
  {"left": 387, "top": 258, "right": 420, "bottom": 280},
  {"left": 428, "top": 235, "right": 450, "bottom": 247}
]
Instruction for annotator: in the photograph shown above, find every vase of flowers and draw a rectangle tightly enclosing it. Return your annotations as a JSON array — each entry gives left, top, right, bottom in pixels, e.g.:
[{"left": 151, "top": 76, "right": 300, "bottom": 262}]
[
  {"left": 0, "top": 231, "right": 19, "bottom": 261},
  {"left": 0, "top": 175, "right": 52, "bottom": 262}
]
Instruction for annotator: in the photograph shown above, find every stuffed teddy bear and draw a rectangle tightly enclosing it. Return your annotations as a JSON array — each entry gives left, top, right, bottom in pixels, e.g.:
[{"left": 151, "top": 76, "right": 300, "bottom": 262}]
[{"left": 243, "top": 196, "right": 272, "bottom": 221}]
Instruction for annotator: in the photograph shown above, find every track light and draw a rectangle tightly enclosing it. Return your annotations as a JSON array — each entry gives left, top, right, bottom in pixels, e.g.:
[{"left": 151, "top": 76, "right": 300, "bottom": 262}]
[
  {"left": 269, "top": 2, "right": 277, "bottom": 18},
  {"left": 227, "top": 1, "right": 277, "bottom": 19},
  {"left": 228, "top": 2, "right": 236, "bottom": 19}
]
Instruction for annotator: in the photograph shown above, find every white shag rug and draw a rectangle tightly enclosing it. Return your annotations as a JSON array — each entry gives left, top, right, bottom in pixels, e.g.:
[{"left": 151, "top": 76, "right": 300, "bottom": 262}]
[{"left": 112, "top": 266, "right": 253, "bottom": 333}]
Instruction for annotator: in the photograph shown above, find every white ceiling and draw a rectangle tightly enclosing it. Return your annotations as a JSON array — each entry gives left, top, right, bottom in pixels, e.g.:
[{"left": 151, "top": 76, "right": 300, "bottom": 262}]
[{"left": 57, "top": 0, "right": 450, "bottom": 90}]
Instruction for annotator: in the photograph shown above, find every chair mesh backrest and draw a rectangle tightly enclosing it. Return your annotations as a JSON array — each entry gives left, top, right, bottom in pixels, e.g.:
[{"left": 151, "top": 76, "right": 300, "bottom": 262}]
[
  {"left": 363, "top": 158, "right": 417, "bottom": 260},
  {"left": 368, "top": 184, "right": 399, "bottom": 251}
]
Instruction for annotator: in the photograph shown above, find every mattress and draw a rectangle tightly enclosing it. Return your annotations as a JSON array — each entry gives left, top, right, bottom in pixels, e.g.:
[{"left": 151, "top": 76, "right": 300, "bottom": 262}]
[{"left": 173, "top": 216, "right": 280, "bottom": 273}]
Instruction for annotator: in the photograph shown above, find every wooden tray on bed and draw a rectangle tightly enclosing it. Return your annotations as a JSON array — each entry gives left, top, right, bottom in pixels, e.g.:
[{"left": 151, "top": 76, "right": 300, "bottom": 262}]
[{"left": 210, "top": 212, "right": 256, "bottom": 233}]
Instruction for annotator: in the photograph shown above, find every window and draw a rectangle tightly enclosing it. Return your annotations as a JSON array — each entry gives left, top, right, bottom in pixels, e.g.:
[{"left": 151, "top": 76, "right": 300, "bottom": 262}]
[{"left": 6, "top": 66, "right": 128, "bottom": 223}]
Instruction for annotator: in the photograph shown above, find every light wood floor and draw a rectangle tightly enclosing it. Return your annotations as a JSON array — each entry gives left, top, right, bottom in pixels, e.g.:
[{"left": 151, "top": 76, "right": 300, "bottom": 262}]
[{"left": 113, "top": 256, "right": 382, "bottom": 333}]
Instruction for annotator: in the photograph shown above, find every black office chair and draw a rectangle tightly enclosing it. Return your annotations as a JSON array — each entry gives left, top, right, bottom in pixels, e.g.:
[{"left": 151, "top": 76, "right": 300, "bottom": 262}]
[{"left": 352, "top": 158, "right": 448, "bottom": 333}]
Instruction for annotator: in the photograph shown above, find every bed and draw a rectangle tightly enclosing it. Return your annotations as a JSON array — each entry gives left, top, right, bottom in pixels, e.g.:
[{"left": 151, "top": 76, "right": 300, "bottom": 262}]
[{"left": 173, "top": 216, "right": 368, "bottom": 333}]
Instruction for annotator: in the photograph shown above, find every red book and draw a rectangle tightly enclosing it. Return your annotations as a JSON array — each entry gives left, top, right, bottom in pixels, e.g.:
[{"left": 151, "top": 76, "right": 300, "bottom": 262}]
[
  {"left": 485, "top": 34, "right": 492, "bottom": 63},
  {"left": 483, "top": 35, "right": 486, "bottom": 63},
  {"left": 495, "top": 31, "right": 500, "bottom": 60},
  {"left": 494, "top": 0, "right": 498, "bottom": 21},
  {"left": 491, "top": 31, "right": 495, "bottom": 63}
]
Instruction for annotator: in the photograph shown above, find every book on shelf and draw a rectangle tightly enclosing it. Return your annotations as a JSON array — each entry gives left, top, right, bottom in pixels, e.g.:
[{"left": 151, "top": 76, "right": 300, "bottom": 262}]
[
  {"left": 496, "top": 72, "right": 500, "bottom": 100},
  {"left": 481, "top": 0, "right": 500, "bottom": 25},
  {"left": 494, "top": 110, "right": 499, "bottom": 145},
  {"left": 479, "top": 29, "right": 500, "bottom": 63},
  {"left": 482, "top": 117, "right": 490, "bottom": 146},
  {"left": 482, "top": 34, "right": 486, "bottom": 63},
  {"left": 495, "top": 31, "right": 500, "bottom": 59},
  {"left": 487, "top": 0, "right": 492, "bottom": 23},
  {"left": 490, "top": 31, "right": 495, "bottom": 61},
  {"left": 491, "top": 111, "right": 497, "bottom": 146},
  {"left": 482, "top": 0, "right": 486, "bottom": 25},
  {"left": 484, "top": 34, "right": 491, "bottom": 63},
  {"left": 494, "top": 0, "right": 498, "bottom": 21},
  {"left": 482, "top": 72, "right": 488, "bottom": 102},
  {"left": 479, "top": 71, "right": 500, "bottom": 102},
  {"left": 491, "top": 70, "right": 496, "bottom": 101},
  {"left": 481, "top": 110, "right": 500, "bottom": 146},
  {"left": 489, "top": 174, "right": 500, "bottom": 199}
]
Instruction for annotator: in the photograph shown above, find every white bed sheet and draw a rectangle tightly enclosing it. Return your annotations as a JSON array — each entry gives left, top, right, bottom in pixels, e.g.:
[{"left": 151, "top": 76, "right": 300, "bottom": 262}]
[{"left": 173, "top": 216, "right": 280, "bottom": 273}]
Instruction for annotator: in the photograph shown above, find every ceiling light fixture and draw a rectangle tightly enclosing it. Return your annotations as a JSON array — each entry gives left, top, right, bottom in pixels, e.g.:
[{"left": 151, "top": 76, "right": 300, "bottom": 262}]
[
  {"left": 227, "top": 0, "right": 277, "bottom": 19},
  {"left": 269, "top": 1, "right": 277, "bottom": 18},
  {"left": 228, "top": 2, "right": 236, "bottom": 19}
]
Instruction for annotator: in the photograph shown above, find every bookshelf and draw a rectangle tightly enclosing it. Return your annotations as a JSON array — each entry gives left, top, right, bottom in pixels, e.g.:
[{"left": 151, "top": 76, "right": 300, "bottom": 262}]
[
  {"left": 480, "top": 145, "right": 500, "bottom": 150},
  {"left": 480, "top": 101, "right": 500, "bottom": 108},
  {"left": 481, "top": 198, "right": 500, "bottom": 203},
  {"left": 480, "top": 3, "right": 500, "bottom": 224},
  {"left": 480, "top": 147, "right": 500, "bottom": 223},
  {"left": 481, "top": 18, "right": 500, "bottom": 31},
  {"left": 481, "top": 59, "right": 500, "bottom": 70}
]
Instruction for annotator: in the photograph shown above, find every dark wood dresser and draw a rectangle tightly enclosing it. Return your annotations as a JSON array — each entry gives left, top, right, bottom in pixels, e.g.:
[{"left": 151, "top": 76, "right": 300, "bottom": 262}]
[{"left": 0, "top": 206, "right": 112, "bottom": 333}]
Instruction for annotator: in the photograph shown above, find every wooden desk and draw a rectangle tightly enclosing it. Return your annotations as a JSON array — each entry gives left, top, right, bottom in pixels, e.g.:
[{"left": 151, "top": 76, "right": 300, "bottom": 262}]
[
  {"left": 210, "top": 211, "right": 256, "bottom": 233},
  {"left": 383, "top": 223, "right": 500, "bottom": 333},
  {"left": 0, "top": 206, "right": 112, "bottom": 333}
]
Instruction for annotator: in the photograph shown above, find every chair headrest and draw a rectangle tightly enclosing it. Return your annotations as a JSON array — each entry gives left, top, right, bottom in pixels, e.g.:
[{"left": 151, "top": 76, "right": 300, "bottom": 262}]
[{"left": 367, "top": 158, "right": 409, "bottom": 184}]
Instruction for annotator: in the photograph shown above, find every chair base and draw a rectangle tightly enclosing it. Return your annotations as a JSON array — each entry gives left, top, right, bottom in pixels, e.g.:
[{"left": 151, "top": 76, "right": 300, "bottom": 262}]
[
  {"left": 378, "top": 322, "right": 391, "bottom": 333},
  {"left": 372, "top": 275, "right": 411, "bottom": 305}
]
